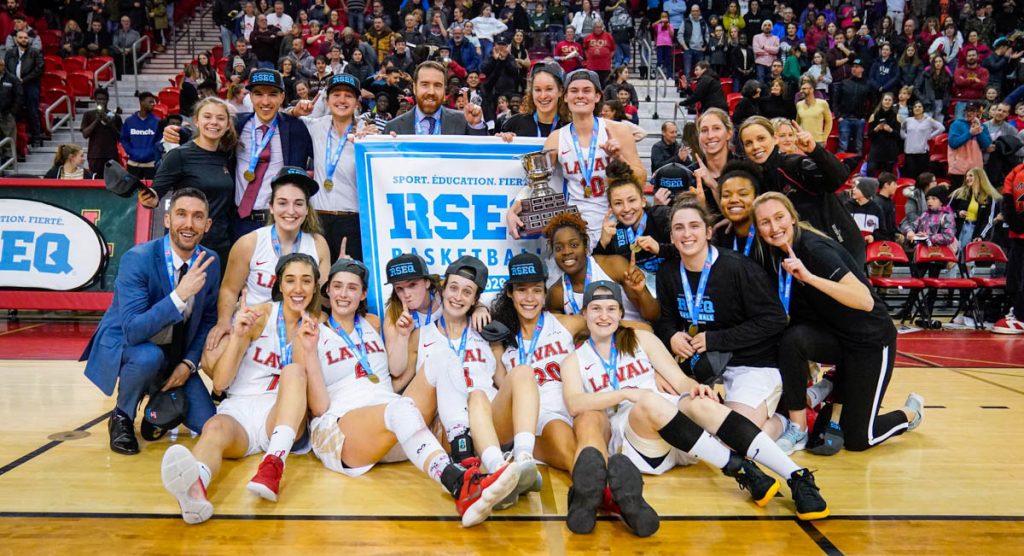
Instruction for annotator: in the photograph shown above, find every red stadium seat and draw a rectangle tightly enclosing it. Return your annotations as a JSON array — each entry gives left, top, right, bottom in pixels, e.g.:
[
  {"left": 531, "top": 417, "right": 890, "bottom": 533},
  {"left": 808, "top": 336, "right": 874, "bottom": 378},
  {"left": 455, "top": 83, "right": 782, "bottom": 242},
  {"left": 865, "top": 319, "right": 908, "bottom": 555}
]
[
  {"left": 929, "top": 133, "right": 949, "bottom": 162},
  {"left": 726, "top": 92, "right": 742, "bottom": 115},
  {"left": 41, "top": 71, "right": 67, "bottom": 90},
  {"left": 962, "top": 241, "right": 1009, "bottom": 289},
  {"left": 67, "top": 71, "right": 96, "bottom": 102},
  {"left": 44, "top": 55, "right": 63, "bottom": 72},
  {"left": 211, "top": 44, "right": 224, "bottom": 62},
  {"left": 63, "top": 55, "right": 88, "bottom": 71},
  {"left": 88, "top": 56, "right": 116, "bottom": 83},
  {"left": 865, "top": 241, "right": 927, "bottom": 321},
  {"left": 151, "top": 103, "right": 169, "bottom": 120},
  {"left": 894, "top": 180, "right": 914, "bottom": 224},
  {"left": 41, "top": 30, "right": 62, "bottom": 49},
  {"left": 158, "top": 87, "right": 180, "bottom": 108},
  {"left": 719, "top": 77, "right": 733, "bottom": 94},
  {"left": 914, "top": 243, "right": 982, "bottom": 327}
]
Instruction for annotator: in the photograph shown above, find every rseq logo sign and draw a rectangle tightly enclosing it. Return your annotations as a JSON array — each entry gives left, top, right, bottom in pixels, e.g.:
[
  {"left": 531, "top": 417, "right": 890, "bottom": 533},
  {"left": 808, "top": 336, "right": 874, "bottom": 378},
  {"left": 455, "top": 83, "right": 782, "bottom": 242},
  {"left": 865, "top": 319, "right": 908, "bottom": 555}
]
[{"left": 0, "top": 199, "right": 108, "bottom": 290}]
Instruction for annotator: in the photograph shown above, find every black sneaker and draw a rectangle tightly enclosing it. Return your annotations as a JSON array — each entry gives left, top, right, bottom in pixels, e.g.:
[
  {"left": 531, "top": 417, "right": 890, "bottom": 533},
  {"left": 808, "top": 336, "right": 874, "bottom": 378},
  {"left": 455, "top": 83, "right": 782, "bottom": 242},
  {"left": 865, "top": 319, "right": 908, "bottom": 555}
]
[
  {"left": 566, "top": 447, "right": 606, "bottom": 534},
  {"left": 450, "top": 432, "right": 475, "bottom": 465},
  {"left": 788, "top": 468, "right": 829, "bottom": 520},
  {"left": 606, "top": 454, "right": 659, "bottom": 538},
  {"left": 722, "top": 453, "right": 780, "bottom": 507}
]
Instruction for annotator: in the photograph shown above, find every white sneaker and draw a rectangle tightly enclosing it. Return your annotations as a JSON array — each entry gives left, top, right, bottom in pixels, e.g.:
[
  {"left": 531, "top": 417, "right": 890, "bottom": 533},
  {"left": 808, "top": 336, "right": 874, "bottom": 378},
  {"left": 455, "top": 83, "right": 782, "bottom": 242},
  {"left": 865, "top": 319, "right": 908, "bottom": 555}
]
[
  {"left": 992, "top": 315, "right": 1024, "bottom": 335},
  {"left": 776, "top": 420, "right": 808, "bottom": 455},
  {"left": 951, "top": 315, "right": 966, "bottom": 326},
  {"left": 496, "top": 453, "right": 543, "bottom": 510},
  {"left": 161, "top": 445, "right": 213, "bottom": 524},
  {"left": 904, "top": 393, "right": 925, "bottom": 431}
]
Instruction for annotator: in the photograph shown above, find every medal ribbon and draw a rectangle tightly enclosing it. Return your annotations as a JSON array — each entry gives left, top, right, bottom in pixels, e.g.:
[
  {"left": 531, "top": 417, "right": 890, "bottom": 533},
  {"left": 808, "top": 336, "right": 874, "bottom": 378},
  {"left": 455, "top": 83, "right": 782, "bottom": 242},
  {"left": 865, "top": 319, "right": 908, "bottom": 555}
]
[
  {"left": 588, "top": 337, "right": 620, "bottom": 390},
  {"left": 438, "top": 315, "right": 469, "bottom": 368},
  {"left": 569, "top": 116, "right": 599, "bottom": 197},
  {"left": 733, "top": 225, "right": 755, "bottom": 257},
  {"left": 517, "top": 312, "right": 545, "bottom": 367},
  {"left": 411, "top": 292, "right": 434, "bottom": 328},
  {"left": 162, "top": 234, "right": 199, "bottom": 291},
  {"left": 270, "top": 225, "right": 302, "bottom": 258},
  {"left": 325, "top": 122, "right": 353, "bottom": 185},
  {"left": 624, "top": 212, "right": 648, "bottom": 247},
  {"left": 275, "top": 303, "right": 300, "bottom": 367},
  {"left": 329, "top": 314, "right": 377, "bottom": 382},
  {"left": 562, "top": 258, "right": 592, "bottom": 315},
  {"left": 533, "top": 112, "right": 559, "bottom": 138},
  {"left": 247, "top": 116, "right": 279, "bottom": 178},
  {"left": 778, "top": 265, "right": 793, "bottom": 316}
]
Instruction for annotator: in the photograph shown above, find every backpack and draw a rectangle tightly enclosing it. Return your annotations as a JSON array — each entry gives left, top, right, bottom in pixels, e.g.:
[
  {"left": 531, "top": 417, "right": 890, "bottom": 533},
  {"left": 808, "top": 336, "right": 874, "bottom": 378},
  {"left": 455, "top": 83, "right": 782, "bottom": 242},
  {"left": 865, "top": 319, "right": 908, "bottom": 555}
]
[{"left": 610, "top": 8, "right": 633, "bottom": 33}]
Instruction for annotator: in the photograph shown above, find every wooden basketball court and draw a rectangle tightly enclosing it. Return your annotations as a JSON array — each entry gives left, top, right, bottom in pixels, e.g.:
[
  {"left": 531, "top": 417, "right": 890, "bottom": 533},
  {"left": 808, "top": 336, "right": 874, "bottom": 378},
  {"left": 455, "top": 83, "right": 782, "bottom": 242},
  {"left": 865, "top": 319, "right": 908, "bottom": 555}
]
[{"left": 0, "top": 321, "right": 1021, "bottom": 554}]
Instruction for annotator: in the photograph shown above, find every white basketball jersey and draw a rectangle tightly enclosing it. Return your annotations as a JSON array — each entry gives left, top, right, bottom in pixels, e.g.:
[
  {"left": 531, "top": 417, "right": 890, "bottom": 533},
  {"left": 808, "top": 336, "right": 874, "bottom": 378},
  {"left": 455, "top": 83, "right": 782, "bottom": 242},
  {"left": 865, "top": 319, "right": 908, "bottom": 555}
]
[
  {"left": 318, "top": 316, "right": 393, "bottom": 393},
  {"left": 563, "top": 257, "right": 644, "bottom": 322},
  {"left": 558, "top": 118, "right": 612, "bottom": 245},
  {"left": 418, "top": 320, "right": 496, "bottom": 391},
  {"left": 228, "top": 302, "right": 290, "bottom": 397},
  {"left": 501, "top": 312, "right": 574, "bottom": 394},
  {"left": 576, "top": 338, "right": 658, "bottom": 417},
  {"left": 246, "top": 226, "right": 320, "bottom": 305}
]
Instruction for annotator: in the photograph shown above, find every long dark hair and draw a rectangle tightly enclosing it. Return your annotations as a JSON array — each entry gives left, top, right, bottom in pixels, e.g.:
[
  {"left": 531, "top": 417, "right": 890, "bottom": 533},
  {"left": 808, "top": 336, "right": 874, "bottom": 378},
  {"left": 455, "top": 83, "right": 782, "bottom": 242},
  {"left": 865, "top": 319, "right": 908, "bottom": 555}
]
[{"left": 490, "top": 282, "right": 546, "bottom": 349}]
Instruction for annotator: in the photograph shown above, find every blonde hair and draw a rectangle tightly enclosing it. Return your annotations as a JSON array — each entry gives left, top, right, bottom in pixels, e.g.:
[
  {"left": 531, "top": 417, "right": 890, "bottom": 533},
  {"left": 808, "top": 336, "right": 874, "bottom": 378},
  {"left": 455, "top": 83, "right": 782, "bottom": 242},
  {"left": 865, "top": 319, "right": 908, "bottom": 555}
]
[
  {"left": 954, "top": 167, "right": 1000, "bottom": 204},
  {"left": 751, "top": 191, "right": 829, "bottom": 247},
  {"left": 52, "top": 144, "right": 83, "bottom": 167},
  {"left": 191, "top": 97, "right": 239, "bottom": 152}
]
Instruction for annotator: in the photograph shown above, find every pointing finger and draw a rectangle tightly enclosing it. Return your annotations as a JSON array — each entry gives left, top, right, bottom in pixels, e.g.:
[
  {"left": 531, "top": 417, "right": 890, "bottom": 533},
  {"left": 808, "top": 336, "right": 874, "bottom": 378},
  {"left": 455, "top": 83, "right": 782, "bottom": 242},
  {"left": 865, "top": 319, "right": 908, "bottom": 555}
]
[
  {"left": 339, "top": 237, "right": 349, "bottom": 261},
  {"left": 786, "top": 243, "right": 797, "bottom": 259}
]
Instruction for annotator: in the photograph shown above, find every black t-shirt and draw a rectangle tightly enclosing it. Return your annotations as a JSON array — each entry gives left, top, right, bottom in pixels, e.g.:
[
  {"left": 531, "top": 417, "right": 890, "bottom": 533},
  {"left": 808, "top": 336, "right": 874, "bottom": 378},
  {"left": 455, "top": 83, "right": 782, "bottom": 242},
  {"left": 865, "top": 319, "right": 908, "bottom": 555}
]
[
  {"left": 592, "top": 205, "right": 674, "bottom": 275},
  {"left": 501, "top": 112, "right": 568, "bottom": 138},
  {"left": 769, "top": 231, "right": 896, "bottom": 347},
  {"left": 654, "top": 247, "right": 788, "bottom": 367},
  {"left": 712, "top": 223, "right": 757, "bottom": 256},
  {"left": 151, "top": 142, "right": 236, "bottom": 252}
]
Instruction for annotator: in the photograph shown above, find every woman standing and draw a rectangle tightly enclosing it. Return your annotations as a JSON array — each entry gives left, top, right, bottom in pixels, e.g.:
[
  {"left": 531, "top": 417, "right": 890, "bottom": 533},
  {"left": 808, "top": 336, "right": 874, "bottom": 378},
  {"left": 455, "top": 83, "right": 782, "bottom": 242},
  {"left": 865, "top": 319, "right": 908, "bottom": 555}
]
[
  {"left": 501, "top": 63, "right": 569, "bottom": 137},
  {"left": 147, "top": 97, "right": 238, "bottom": 270},
  {"left": 804, "top": 50, "right": 832, "bottom": 98},
  {"left": 738, "top": 116, "right": 865, "bottom": 266},
  {"left": 917, "top": 55, "right": 952, "bottom": 117},
  {"left": 901, "top": 99, "right": 945, "bottom": 180},
  {"left": 507, "top": 69, "right": 645, "bottom": 244},
  {"left": 653, "top": 12, "right": 675, "bottom": 78},
  {"left": 752, "top": 192, "right": 924, "bottom": 454},
  {"left": 866, "top": 92, "right": 902, "bottom": 175},
  {"left": 308, "top": 258, "right": 518, "bottom": 527},
  {"left": 795, "top": 77, "right": 833, "bottom": 145},
  {"left": 44, "top": 144, "right": 95, "bottom": 179},
  {"left": 602, "top": 65, "right": 639, "bottom": 107},
  {"left": 562, "top": 280, "right": 828, "bottom": 537},
  {"left": 759, "top": 79, "right": 797, "bottom": 120},
  {"left": 950, "top": 167, "right": 1001, "bottom": 247},
  {"left": 546, "top": 212, "right": 658, "bottom": 323}
]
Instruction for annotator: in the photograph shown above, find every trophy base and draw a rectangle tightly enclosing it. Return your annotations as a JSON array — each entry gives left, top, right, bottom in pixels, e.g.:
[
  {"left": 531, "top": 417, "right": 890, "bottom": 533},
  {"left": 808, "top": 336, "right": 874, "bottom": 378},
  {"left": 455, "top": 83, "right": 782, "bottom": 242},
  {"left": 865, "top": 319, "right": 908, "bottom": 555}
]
[{"left": 520, "top": 192, "right": 579, "bottom": 237}]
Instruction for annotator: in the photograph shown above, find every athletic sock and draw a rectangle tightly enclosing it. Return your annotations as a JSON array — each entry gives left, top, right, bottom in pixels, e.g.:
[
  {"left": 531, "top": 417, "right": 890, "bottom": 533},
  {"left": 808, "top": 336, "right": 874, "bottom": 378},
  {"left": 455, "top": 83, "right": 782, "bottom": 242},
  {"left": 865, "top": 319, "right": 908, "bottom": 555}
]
[
  {"left": 481, "top": 445, "right": 505, "bottom": 473},
  {"left": 445, "top": 422, "right": 469, "bottom": 442},
  {"left": 197, "top": 461, "right": 212, "bottom": 489},
  {"left": 428, "top": 453, "right": 452, "bottom": 484},
  {"left": 807, "top": 378, "right": 833, "bottom": 408},
  {"left": 513, "top": 432, "right": 536, "bottom": 459},
  {"left": 746, "top": 432, "right": 801, "bottom": 477},
  {"left": 658, "top": 411, "right": 731, "bottom": 468},
  {"left": 689, "top": 431, "right": 731, "bottom": 468},
  {"left": 265, "top": 425, "right": 296, "bottom": 464}
]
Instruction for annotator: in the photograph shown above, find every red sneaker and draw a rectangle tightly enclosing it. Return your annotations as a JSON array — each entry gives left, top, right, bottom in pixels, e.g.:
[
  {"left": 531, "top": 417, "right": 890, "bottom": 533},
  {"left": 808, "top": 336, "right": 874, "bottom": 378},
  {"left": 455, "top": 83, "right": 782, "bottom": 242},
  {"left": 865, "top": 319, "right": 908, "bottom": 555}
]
[
  {"left": 247, "top": 454, "right": 284, "bottom": 502},
  {"left": 455, "top": 457, "right": 519, "bottom": 527},
  {"left": 599, "top": 485, "right": 621, "bottom": 515}
]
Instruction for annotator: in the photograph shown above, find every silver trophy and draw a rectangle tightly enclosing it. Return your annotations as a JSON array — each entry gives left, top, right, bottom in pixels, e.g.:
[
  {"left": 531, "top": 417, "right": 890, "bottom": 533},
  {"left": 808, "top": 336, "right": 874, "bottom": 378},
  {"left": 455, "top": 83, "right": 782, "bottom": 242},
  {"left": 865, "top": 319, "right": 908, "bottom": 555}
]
[{"left": 518, "top": 150, "right": 578, "bottom": 236}]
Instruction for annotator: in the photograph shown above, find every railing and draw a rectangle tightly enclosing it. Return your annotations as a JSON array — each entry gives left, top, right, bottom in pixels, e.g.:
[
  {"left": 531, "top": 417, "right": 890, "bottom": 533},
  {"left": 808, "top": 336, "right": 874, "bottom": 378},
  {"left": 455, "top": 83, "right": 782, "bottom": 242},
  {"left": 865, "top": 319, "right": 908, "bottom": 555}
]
[
  {"left": 93, "top": 59, "right": 117, "bottom": 100},
  {"left": 44, "top": 95, "right": 75, "bottom": 141},
  {"left": 651, "top": 66, "right": 666, "bottom": 120},
  {"left": 173, "top": 1, "right": 213, "bottom": 68},
  {"left": 636, "top": 38, "right": 653, "bottom": 102},
  {"left": 0, "top": 138, "right": 16, "bottom": 174},
  {"left": 130, "top": 35, "right": 153, "bottom": 95}
]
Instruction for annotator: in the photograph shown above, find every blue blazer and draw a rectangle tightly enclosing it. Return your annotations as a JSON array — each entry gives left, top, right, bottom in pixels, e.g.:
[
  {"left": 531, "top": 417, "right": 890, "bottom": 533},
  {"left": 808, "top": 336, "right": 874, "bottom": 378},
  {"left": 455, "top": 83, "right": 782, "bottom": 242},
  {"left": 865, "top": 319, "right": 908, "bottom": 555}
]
[
  {"left": 177, "top": 112, "right": 314, "bottom": 170},
  {"left": 81, "top": 238, "right": 220, "bottom": 396}
]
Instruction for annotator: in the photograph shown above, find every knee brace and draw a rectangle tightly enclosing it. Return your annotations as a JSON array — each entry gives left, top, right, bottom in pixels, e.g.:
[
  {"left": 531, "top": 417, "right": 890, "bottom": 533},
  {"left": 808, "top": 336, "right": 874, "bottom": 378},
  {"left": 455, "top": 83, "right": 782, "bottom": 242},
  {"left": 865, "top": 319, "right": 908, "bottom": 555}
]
[{"left": 383, "top": 396, "right": 426, "bottom": 444}]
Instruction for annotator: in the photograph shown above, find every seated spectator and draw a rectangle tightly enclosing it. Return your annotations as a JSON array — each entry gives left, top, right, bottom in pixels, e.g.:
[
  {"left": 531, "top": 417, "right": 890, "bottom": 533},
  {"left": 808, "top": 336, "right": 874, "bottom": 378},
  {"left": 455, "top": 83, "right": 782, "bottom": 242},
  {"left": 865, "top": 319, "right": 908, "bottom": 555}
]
[
  {"left": 44, "top": 144, "right": 95, "bottom": 179},
  {"left": 82, "top": 18, "right": 112, "bottom": 58},
  {"left": 60, "top": 19, "right": 85, "bottom": 57}
]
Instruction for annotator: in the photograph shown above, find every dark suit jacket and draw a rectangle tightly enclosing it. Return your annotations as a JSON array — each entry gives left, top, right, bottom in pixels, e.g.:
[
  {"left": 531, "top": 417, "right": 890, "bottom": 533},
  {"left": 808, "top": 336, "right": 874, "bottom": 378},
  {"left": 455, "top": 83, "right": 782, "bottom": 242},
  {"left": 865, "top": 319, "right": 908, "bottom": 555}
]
[
  {"left": 81, "top": 239, "right": 220, "bottom": 396},
  {"left": 384, "top": 106, "right": 489, "bottom": 136},
  {"left": 177, "top": 111, "right": 314, "bottom": 169}
]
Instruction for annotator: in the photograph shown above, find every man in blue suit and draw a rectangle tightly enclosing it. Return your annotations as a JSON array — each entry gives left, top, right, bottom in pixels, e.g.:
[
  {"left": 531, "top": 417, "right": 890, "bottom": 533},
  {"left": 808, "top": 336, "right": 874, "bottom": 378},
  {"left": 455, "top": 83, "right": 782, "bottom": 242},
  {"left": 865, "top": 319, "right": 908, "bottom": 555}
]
[
  {"left": 82, "top": 188, "right": 220, "bottom": 455},
  {"left": 157, "top": 69, "right": 315, "bottom": 241}
]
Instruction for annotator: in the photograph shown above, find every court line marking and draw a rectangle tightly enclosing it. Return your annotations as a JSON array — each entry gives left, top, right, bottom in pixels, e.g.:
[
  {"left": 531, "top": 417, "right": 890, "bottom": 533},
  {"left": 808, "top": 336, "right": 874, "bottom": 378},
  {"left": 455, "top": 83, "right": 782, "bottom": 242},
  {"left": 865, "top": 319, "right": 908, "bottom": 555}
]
[
  {"left": 0, "top": 323, "right": 45, "bottom": 337},
  {"left": 950, "top": 370, "right": 1024, "bottom": 397},
  {"left": 797, "top": 520, "right": 843, "bottom": 556},
  {"left": 0, "top": 511, "right": 1021, "bottom": 522},
  {"left": 896, "top": 352, "right": 940, "bottom": 367},
  {"left": 901, "top": 352, "right": 1022, "bottom": 367},
  {"left": 0, "top": 412, "right": 110, "bottom": 477}
]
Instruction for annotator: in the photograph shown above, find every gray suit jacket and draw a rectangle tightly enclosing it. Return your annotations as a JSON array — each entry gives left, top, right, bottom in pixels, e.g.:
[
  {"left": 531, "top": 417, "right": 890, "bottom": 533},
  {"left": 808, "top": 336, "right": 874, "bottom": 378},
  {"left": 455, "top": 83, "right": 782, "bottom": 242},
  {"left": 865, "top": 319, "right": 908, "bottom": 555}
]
[{"left": 384, "top": 106, "right": 489, "bottom": 136}]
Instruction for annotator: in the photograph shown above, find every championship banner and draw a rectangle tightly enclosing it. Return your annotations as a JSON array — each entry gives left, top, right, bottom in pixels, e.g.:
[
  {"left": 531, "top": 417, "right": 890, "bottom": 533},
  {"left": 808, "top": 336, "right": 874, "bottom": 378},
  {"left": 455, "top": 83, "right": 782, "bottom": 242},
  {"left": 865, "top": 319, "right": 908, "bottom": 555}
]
[{"left": 356, "top": 136, "right": 556, "bottom": 314}]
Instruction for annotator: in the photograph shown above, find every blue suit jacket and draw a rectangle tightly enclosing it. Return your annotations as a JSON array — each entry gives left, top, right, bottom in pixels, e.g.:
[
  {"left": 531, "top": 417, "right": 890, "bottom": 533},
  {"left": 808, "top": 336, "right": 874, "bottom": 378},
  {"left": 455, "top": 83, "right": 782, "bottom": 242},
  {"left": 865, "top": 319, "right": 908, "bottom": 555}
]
[{"left": 81, "top": 238, "right": 220, "bottom": 396}]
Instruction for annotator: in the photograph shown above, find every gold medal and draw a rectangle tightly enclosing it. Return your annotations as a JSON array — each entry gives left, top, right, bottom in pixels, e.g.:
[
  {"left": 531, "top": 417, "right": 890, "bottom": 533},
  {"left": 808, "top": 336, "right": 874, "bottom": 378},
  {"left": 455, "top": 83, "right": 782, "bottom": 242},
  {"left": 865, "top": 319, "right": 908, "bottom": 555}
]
[
  {"left": 244, "top": 170, "right": 256, "bottom": 181},
  {"left": 629, "top": 241, "right": 643, "bottom": 253},
  {"left": 688, "top": 324, "right": 699, "bottom": 336},
  {"left": 324, "top": 179, "right": 333, "bottom": 191},
  {"left": 367, "top": 374, "right": 380, "bottom": 384}
]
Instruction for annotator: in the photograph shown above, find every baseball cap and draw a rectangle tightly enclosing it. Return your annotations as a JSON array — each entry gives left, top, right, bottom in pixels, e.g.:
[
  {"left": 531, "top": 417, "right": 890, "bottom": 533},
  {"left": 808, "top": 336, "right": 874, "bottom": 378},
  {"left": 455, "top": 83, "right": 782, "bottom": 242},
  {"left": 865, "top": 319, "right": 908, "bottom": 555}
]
[
  {"left": 566, "top": 68, "right": 602, "bottom": 91},
  {"left": 446, "top": 256, "right": 489, "bottom": 292},
  {"left": 270, "top": 166, "right": 319, "bottom": 199},
  {"left": 851, "top": 58, "right": 865, "bottom": 67},
  {"left": 494, "top": 33, "right": 511, "bottom": 46},
  {"left": 652, "top": 162, "right": 694, "bottom": 192},
  {"left": 328, "top": 258, "right": 369, "bottom": 283},
  {"left": 246, "top": 68, "right": 286, "bottom": 91},
  {"left": 506, "top": 253, "right": 547, "bottom": 284},
  {"left": 327, "top": 72, "right": 361, "bottom": 96},
  {"left": 582, "top": 280, "right": 623, "bottom": 308},
  {"left": 386, "top": 253, "right": 432, "bottom": 284},
  {"left": 530, "top": 61, "right": 565, "bottom": 85}
]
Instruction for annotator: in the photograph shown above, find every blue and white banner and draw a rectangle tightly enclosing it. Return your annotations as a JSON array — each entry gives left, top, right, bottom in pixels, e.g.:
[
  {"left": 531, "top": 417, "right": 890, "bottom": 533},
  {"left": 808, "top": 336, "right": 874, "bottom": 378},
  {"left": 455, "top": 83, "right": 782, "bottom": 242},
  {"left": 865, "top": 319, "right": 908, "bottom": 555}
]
[
  {"left": 356, "top": 136, "right": 555, "bottom": 314},
  {"left": 0, "top": 198, "right": 109, "bottom": 290}
]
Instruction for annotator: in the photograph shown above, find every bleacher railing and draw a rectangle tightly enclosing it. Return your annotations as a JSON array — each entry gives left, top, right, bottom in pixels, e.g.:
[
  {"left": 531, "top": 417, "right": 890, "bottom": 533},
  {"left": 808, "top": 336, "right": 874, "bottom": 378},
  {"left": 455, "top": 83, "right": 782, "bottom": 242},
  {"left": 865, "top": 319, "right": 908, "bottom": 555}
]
[
  {"left": 0, "top": 138, "right": 16, "bottom": 173},
  {"left": 130, "top": 35, "right": 153, "bottom": 94},
  {"left": 173, "top": 1, "right": 213, "bottom": 68},
  {"left": 93, "top": 59, "right": 118, "bottom": 99},
  {"left": 43, "top": 95, "right": 74, "bottom": 142}
]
